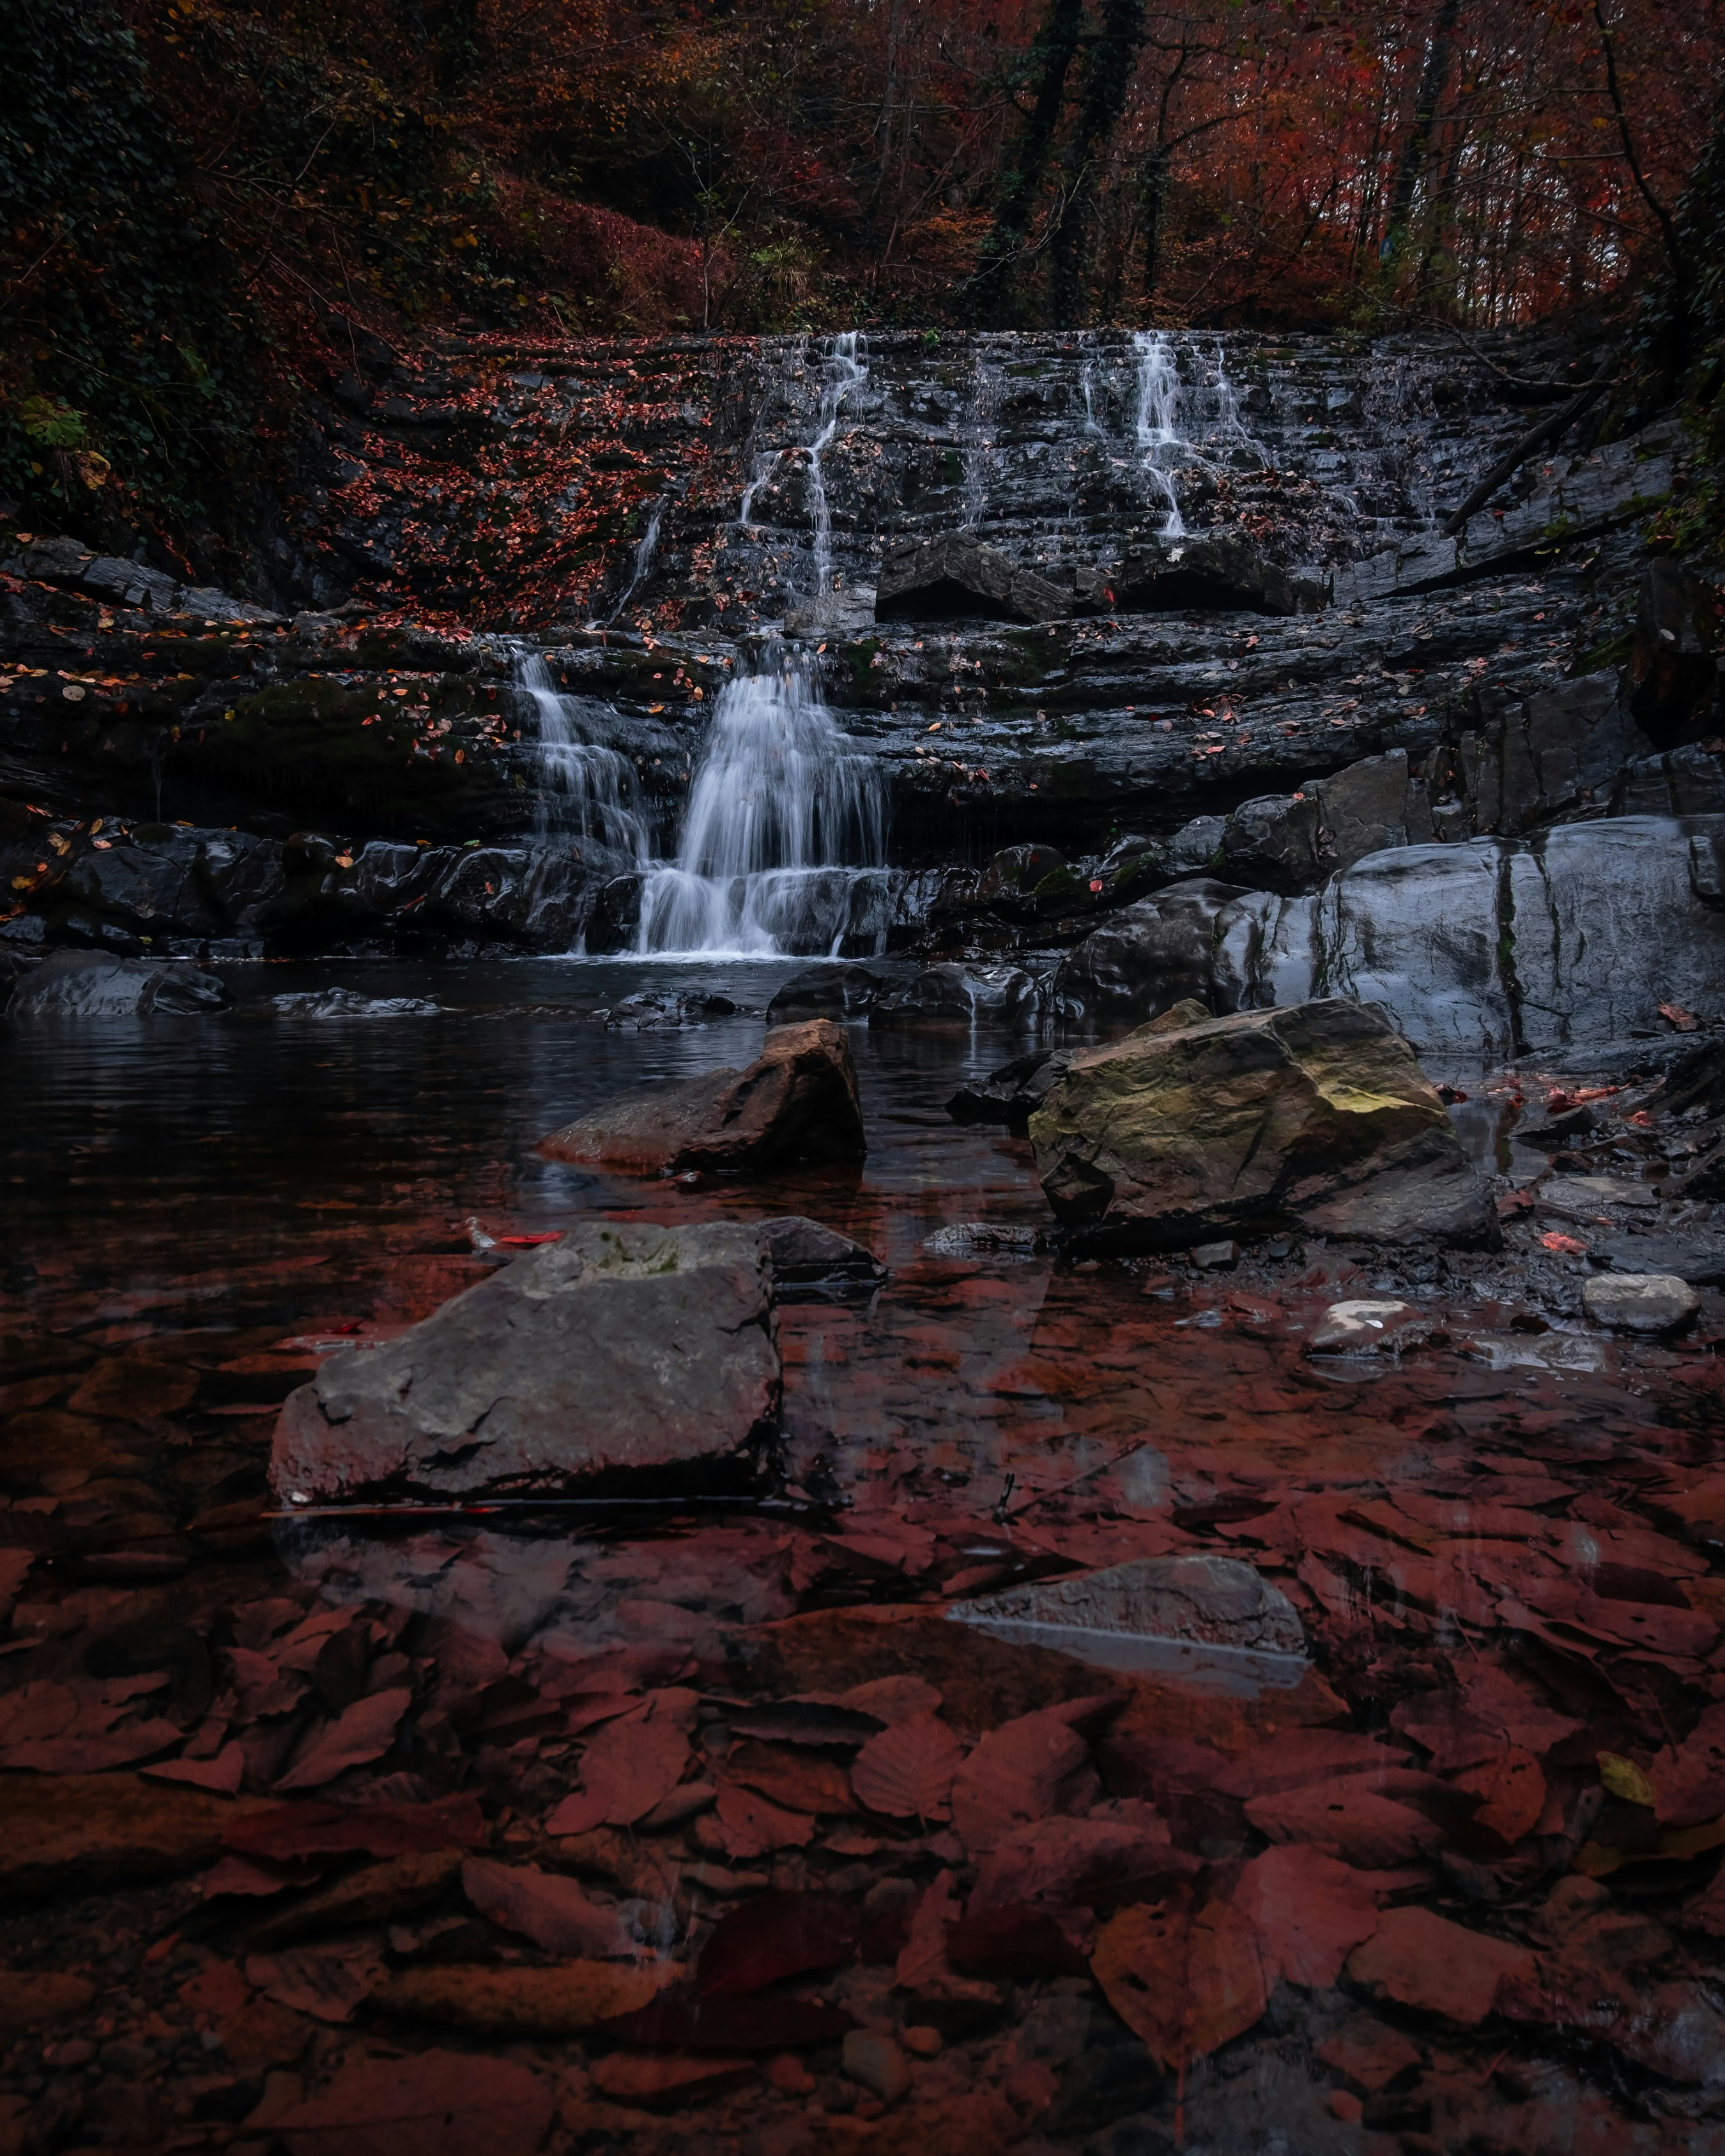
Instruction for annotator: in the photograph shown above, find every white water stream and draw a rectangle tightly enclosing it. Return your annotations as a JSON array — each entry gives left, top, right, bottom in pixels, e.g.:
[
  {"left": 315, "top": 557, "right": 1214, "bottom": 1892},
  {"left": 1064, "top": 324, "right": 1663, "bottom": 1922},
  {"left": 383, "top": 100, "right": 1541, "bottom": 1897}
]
[{"left": 514, "top": 655, "right": 651, "bottom": 861}]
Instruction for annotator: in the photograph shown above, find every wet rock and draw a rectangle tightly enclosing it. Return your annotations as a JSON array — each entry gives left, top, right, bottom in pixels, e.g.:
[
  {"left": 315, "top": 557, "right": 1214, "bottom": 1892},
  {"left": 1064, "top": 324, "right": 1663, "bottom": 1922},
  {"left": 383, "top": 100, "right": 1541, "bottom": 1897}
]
[
  {"left": 870, "top": 963, "right": 1042, "bottom": 1028},
  {"left": 1110, "top": 531, "right": 1329, "bottom": 616},
  {"left": 6, "top": 951, "right": 227, "bottom": 1017},
  {"left": 270, "top": 990, "right": 441, "bottom": 1018},
  {"left": 764, "top": 963, "right": 887, "bottom": 1023},
  {"left": 1581, "top": 1273, "right": 1700, "bottom": 1334},
  {"left": 1031, "top": 997, "right": 1496, "bottom": 1253},
  {"left": 947, "top": 1553, "right": 1307, "bottom": 1688},
  {"left": 1165, "top": 817, "right": 1228, "bottom": 876},
  {"left": 1451, "top": 672, "right": 1652, "bottom": 836},
  {"left": 841, "top": 2031, "right": 909, "bottom": 2102},
  {"left": 270, "top": 1220, "right": 781, "bottom": 1506},
  {"left": 1308, "top": 1299, "right": 1428, "bottom": 1355},
  {"left": 947, "top": 1048, "right": 1071, "bottom": 1130},
  {"left": 1630, "top": 558, "right": 1721, "bottom": 739},
  {"left": 539, "top": 1019, "right": 866, "bottom": 1174},
  {"left": 760, "top": 1216, "right": 887, "bottom": 1297},
  {"left": 1054, "top": 818, "right": 1725, "bottom": 1064},
  {"left": 922, "top": 1220, "right": 1050, "bottom": 1258},
  {"left": 1597, "top": 1233, "right": 1725, "bottom": 1284},
  {"left": 875, "top": 535, "right": 1070, "bottom": 624},
  {"left": 1190, "top": 1240, "right": 1240, "bottom": 1269},
  {"left": 1613, "top": 744, "right": 1725, "bottom": 818}
]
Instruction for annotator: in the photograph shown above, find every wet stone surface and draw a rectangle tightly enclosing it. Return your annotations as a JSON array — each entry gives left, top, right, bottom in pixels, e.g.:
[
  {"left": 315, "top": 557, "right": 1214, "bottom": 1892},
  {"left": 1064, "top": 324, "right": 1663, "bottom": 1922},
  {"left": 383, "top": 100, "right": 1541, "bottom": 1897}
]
[{"left": 4, "top": 967, "right": 1725, "bottom": 2154}]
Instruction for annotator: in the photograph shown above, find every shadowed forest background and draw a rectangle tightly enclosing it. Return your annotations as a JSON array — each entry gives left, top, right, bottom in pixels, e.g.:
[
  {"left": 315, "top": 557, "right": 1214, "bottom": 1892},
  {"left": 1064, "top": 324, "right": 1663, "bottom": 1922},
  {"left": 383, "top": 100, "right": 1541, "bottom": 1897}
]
[{"left": 5, "top": 0, "right": 1725, "bottom": 573}]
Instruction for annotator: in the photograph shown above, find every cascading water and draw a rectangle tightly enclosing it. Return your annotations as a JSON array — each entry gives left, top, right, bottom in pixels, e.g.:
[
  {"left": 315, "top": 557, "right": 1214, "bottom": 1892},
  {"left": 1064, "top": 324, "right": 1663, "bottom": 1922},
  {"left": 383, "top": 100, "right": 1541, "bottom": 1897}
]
[
  {"left": 605, "top": 497, "right": 666, "bottom": 626},
  {"left": 1131, "top": 329, "right": 1186, "bottom": 538},
  {"left": 634, "top": 658, "right": 889, "bottom": 958},
  {"left": 735, "top": 332, "right": 867, "bottom": 622},
  {"left": 514, "top": 654, "right": 652, "bottom": 861}
]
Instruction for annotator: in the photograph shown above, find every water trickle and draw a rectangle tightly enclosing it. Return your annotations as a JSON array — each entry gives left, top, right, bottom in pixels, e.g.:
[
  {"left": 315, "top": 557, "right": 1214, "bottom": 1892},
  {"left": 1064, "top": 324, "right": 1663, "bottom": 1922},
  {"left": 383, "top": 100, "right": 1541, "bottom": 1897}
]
[
  {"left": 962, "top": 348, "right": 1004, "bottom": 530},
  {"left": 635, "top": 657, "right": 889, "bottom": 958},
  {"left": 1131, "top": 329, "right": 1186, "bottom": 538},
  {"left": 606, "top": 497, "right": 667, "bottom": 625},
  {"left": 804, "top": 331, "right": 866, "bottom": 615},
  {"left": 514, "top": 654, "right": 652, "bottom": 860}
]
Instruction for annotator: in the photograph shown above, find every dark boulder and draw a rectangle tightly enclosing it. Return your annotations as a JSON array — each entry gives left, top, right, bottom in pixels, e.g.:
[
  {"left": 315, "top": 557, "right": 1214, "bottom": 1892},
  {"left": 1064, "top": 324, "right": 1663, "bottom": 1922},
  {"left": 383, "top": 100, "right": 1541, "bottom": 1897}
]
[
  {"left": 539, "top": 1019, "right": 866, "bottom": 1175},
  {"left": 875, "top": 536, "right": 1071, "bottom": 625},
  {"left": 870, "top": 962, "right": 1043, "bottom": 1028},
  {"left": 1029, "top": 997, "right": 1496, "bottom": 1253},
  {"left": 1631, "top": 560, "right": 1721, "bottom": 741},
  {"left": 6, "top": 951, "right": 227, "bottom": 1018},
  {"left": 1052, "top": 880, "right": 1252, "bottom": 1027},
  {"left": 945, "top": 1005, "right": 1208, "bottom": 1131},
  {"left": 270, "top": 1221, "right": 780, "bottom": 1506},
  {"left": 764, "top": 963, "right": 887, "bottom": 1025}
]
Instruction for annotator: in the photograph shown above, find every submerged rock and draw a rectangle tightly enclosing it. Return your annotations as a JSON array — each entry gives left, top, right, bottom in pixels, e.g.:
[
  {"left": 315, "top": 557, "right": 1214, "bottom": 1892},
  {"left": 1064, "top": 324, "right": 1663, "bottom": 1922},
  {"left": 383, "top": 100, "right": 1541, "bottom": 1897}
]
[
  {"left": 1582, "top": 1273, "right": 1699, "bottom": 1334},
  {"left": 763, "top": 963, "right": 887, "bottom": 1024},
  {"left": 6, "top": 951, "right": 227, "bottom": 1018},
  {"left": 870, "top": 963, "right": 1042, "bottom": 1028},
  {"left": 1030, "top": 997, "right": 1496, "bottom": 1253},
  {"left": 271, "top": 1221, "right": 781, "bottom": 1505},
  {"left": 538, "top": 1019, "right": 866, "bottom": 1175},
  {"left": 758, "top": 1215, "right": 887, "bottom": 1297},
  {"left": 947, "top": 1554, "right": 1307, "bottom": 1691}
]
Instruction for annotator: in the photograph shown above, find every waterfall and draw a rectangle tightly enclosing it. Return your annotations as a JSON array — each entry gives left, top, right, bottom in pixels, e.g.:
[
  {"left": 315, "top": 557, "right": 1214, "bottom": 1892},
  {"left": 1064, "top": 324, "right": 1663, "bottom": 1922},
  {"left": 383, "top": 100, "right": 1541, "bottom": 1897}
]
[
  {"left": 514, "top": 654, "right": 651, "bottom": 861},
  {"left": 804, "top": 331, "right": 866, "bottom": 615},
  {"left": 634, "top": 657, "right": 888, "bottom": 958},
  {"left": 962, "top": 348, "right": 1004, "bottom": 530},
  {"left": 1132, "top": 330, "right": 1186, "bottom": 539},
  {"left": 735, "top": 332, "right": 866, "bottom": 621}
]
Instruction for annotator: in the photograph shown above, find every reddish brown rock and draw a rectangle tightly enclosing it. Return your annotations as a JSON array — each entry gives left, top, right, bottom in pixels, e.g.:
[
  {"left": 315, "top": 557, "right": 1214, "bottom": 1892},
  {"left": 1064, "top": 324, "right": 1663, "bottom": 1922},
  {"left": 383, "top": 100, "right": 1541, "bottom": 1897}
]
[{"left": 539, "top": 1019, "right": 866, "bottom": 1175}]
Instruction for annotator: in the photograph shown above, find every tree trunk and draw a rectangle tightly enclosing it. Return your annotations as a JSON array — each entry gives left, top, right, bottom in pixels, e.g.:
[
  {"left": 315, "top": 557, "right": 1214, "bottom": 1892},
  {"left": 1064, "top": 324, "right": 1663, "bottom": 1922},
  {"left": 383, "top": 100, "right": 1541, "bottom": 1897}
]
[
  {"left": 1140, "top": 146, "right": 1170, "bottom": 308},
  {"left": 1050, "top": 0, "right": 1148, "bottom": 326},
  {"left": 1381, "top": 0, "right": 1462, "bottom": 273},
  {"left": 972, "top": 0, "right": 1085, "bottom": 325}
]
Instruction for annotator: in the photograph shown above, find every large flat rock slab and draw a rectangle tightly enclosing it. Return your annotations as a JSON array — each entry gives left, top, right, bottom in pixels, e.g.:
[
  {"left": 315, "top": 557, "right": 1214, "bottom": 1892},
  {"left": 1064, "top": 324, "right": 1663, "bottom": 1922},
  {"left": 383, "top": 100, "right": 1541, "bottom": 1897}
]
[
  {"left": 271, "top": 1221, "right": 780, "bottom": 1506},
  {"left": 539, "top": 1019, "right": 865, "bottom": 1175},
  {"left": 1030, "top": 997, "right": 1495, "bottom": 1253}
]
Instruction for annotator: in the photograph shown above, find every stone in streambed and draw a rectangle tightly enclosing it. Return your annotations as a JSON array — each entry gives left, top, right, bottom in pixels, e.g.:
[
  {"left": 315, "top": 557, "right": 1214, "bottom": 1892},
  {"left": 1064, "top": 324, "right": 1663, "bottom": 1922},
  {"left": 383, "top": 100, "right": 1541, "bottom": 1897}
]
[
  {"left": 270, "top": 1221, "right": 780, "bottom": 1506},
  {"left": 764, "top": 963, "right": 886, "bottom": 1024},
  {"left": 947, "top": 1554, "right": 1307, "bottom": 1691},
  {"left": 947, "top": 1000, "right": 1208, "bottom": 1132},
  {"left": 538, "top": 1019, "right": 865, "bottom": 1175},
  {"left": 1307, "top": 1299, "right": 1432, "bottom": 1356},
  {"left": 870, "top": 963, "right": 1042, "bottom": 1029},
  {"left": 6, "top": 950, "right": 227, "bottom": 1017},
  {"left": 759, "top": 1216, "right": 886, "bottom": 1297},
  {"left": 1582, "top": 1273, "right": 1700, "bottom": 1334},
  {"left": 1030, "top": 997, "right": 1496, "bottom": 1254}
]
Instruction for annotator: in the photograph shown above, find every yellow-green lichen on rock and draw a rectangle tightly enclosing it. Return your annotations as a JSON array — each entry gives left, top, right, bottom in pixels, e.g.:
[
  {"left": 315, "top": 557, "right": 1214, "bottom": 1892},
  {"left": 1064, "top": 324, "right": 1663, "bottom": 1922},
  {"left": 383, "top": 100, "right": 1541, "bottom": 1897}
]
[{"left": 1030, "top": 998, "right": 1495, "bottom": 1254}]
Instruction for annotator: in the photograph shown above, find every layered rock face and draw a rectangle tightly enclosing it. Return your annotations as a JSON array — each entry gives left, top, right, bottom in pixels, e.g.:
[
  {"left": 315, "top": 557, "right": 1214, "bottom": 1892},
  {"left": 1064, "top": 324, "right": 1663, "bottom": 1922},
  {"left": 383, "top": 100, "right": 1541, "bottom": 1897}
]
[
  {"left": 270, "top": 1222, "right": 781, "bottom": 1506},
  {"left": 1, "top": 326, "right": 1717, "bottom": 985},
  {"left": 1029, "top": 998, "right": 1496, "bottom": 1252}
]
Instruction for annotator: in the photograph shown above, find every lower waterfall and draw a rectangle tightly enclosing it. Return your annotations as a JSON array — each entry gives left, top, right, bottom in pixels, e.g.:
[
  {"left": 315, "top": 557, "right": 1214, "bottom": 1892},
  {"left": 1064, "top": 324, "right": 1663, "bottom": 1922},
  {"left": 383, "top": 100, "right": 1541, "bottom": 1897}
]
[{"left": 634, "top": 657, "right": 889, "bottom": 958}]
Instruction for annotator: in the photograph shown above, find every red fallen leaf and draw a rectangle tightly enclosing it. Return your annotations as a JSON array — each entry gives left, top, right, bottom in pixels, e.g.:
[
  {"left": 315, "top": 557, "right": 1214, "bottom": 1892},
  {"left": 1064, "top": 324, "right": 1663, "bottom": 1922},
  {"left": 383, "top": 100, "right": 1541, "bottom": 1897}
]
[
  {"left": 271, "top": 2046, "right": 552, "bottom": 2156},
  {"left": 697, "top": 1891, "right": 861, "bottom": 1996},
  {"left": 1245, "top": 1784, "right": 1443, "bottom": 1869},
  {"left": 495, "top": 1232, "right": 564, "bottom": 1246},
  {"left": 245, "top": 1946, "right": 382, "bottom": 2024},
  {"left": 1540, "top": 1231, "right": 1588, "bottom": 1255},
  {"left": 1092, "top": 1888, "right": 1269, "bottom": 2070},
  {"left": 723, "top": 1741, "right": 854, "bottom": 1816},
  {"left": 224, "top": 1794, "right": 484, "bottom": 1863},
  {"left": 461, "top": 1858, "right": 640, "bottom": 1957},
  {"left": 1648, "top": 1702, "right": 1725, "bottom": 1827},
  {"left": 1229, "top": 1846, "right": 1379, "bottom": 1988},
  {"left": 969, "top": 1811, "right": 1194, "bottom": 1911},
  {"left": 1346, "top": 1906, "right": 1537, "bottom": 2026},
  {"left": 850, "top": 1715, "right": 964, "bottom": 1822},
  {"left": 546, "top": 1711, "right": 689, "bottom": 1835},
  {"left": 1393, "top": 1662, "right": 1583, "bottom": 1773},
  {"left": 276, "top": 1688, "right": 411, "bottom": 1793},
  {"left": 588, "top": 2053, "right": 755, "bottom": 2106},
  {"left": 144, "top": 1743, "right": 247, "bottom": 1795},
  {"left": 1211, "top": 1730, "right": 1414, "bottom": 1800},
  {"left": 724, "top": 1699, "right": 886, "bottom": 1748},
  {"left": 709, "top": 1785, "right": 814, "bottom": 1858},
  {"left": 597, "top": 1992, "right": 854, "bottom": 2051},
  {"left": 896, "top": 1869, "right": 962, "bottom": 1992},
  {"left": 946, "top": 1902, "right": 1089, "bottom": 1979},
  {"left": 1453, "top": 1746, "right": 1546, "bottom": 1846},
  {"left": 1659, "top": 1001, "right": 1701, "bottom": 1032},
  {"left": 949, "top": 1701, "right": 1107, "bottom": 1853}
]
